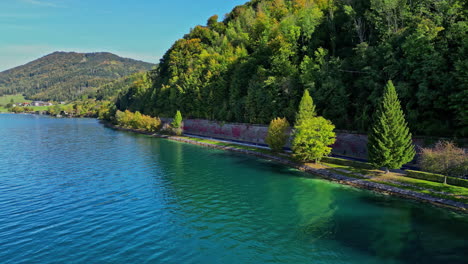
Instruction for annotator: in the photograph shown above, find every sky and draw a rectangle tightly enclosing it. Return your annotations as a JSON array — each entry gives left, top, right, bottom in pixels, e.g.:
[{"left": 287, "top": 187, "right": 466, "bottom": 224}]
[{"left": 0, "top": 0, "right": 247, "bottom": 71}]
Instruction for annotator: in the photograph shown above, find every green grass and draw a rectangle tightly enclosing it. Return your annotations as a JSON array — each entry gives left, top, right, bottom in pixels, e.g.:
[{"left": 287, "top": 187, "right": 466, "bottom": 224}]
[
  {"left": 0, "top": 94, "right": 33, "bottom": 112},
  {"left": 323, "top": 162, "right": 468, "bottom": 203},
  {"left": 0, "top": 94, "right": 30, "bottom": 105},
  {"left": 29, "top": 106, "right": 50, "bottom": 111}
]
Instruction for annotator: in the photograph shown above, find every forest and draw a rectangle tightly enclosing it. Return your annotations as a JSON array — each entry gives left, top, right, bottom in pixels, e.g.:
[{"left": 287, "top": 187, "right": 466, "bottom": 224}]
[{"left": 115, "top": 0, "right": 467, "bottom": 137}]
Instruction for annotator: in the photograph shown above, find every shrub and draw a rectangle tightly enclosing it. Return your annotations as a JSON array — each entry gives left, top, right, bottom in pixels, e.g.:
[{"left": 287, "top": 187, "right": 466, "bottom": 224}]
[
  {"left": 10, "top": 106, "right": 26, "bottom": 113},
  {"left": 265, "top": 117, "right": 290, "bottom": 152},
  {"left": 406, "top": 170, "right": 468, "bottom": 188},
  {"left": 419, "top": 141, "right": 468, "bottom": 181},
  {"left": 115, "top": 110, "right": 161, "bottom": 132},
  {"left": 292, "top": 116, "right": 336, "bottom": 163}
]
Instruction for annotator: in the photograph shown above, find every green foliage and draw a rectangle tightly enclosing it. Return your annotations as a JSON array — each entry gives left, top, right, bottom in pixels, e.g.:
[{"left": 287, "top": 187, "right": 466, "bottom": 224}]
[
  {"left": 115, "top": 110, "right": 161, "bottom": 132},
  {"left": 265, "top": 117, "right": 290, "bottom": 152},
  {"left": 368, "top": 80, "right": 415, "bottom": 170},
  {"left": 10, "top": 106, "right": 33, "bottom": 113},
  {"left": 95, "top": 71, "right": 152, "bottom": 101},
  {"left": 172, "top": 110, "right": 183, "bottom": 128},
  {"left": 112, "top": 0, "right": 466, "bottom": 137},
  {"left": 419, "top": 141, "right": 468, "bottom": 178},
  {"left": 0, "top": 52, "right": 154, "bottom": 101},
  {"left": 321, "top": 156, "right": 374, "bottom": 170},
  {"left": 295, "top": 89, "right": 316, "bottom": 125},
  {"left": 47, "top": 100, "right": 112, "bottom": 118},
  {"left": 292, "top": 116, "right": 336, "bottom": 163}
]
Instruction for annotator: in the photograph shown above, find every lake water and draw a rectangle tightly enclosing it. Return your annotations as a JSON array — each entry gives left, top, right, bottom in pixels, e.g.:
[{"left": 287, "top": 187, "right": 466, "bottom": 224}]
[{"left": 0, "top": 114, "right": 466, "bottom": 264}]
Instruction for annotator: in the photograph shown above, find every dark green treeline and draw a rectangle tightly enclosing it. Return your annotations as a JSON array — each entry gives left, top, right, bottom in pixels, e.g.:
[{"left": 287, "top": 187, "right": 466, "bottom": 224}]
[{"left": 116, "top": 0, "right": 467, "bottom": 137}]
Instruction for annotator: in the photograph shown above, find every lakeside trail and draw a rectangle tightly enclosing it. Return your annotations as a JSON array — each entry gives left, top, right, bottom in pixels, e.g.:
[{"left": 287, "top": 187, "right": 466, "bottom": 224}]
[{"left": 104, "top": 122, "right": 467, "bottom": 212}]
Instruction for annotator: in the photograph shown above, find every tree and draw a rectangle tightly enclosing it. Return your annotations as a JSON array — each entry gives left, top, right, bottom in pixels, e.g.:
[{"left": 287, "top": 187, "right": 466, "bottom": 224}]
[
  {"left": 265, "top": 117, "right": 290, "bottom": 152},
  {"left": 292, "top": 116, "right": 336, "bottom": 163},
  {"left": 368, "top": 80, "right": 415, "bottom": 172},
  {"left": 419, "top": 141, "right": 468, "bottom": 184},
  {"left": 172, "top": 110, "right": 183, "bottom": 128},
  {"left": 171, "top": 110, "right": 183, "bottom": 135},
  {"left": 296, "top": 89, "right": 316, "bottom": 125}
]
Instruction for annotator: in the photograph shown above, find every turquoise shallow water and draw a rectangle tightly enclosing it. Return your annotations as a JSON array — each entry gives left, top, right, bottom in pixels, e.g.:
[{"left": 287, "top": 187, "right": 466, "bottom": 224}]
[{"left": 0, "top": 114, "right": 466, "bottom": 264}]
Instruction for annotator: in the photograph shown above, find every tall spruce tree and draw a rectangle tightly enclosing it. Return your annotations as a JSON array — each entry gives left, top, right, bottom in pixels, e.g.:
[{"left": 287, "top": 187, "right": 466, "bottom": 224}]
[
  {"left": 296, "top": 89, "right": 316, "bottom": 125},
  {"left": 368, "top": 81, "right": 415, "bottom": 172}
]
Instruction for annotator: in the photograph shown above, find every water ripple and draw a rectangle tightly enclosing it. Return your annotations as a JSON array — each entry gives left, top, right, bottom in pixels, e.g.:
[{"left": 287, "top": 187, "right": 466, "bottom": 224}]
[{"left": 0, "top": 114, "right": 467, "bottom": 264}]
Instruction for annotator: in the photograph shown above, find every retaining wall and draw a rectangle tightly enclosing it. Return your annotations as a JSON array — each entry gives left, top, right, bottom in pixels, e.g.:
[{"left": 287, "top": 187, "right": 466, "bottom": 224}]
[{"left": 161, "top": 118, "right": 465, "bottom": 160}]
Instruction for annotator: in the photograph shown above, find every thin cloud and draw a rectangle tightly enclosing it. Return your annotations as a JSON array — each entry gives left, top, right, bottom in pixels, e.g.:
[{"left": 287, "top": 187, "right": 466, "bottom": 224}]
[{"left": 20, "top": 0, "right": 60, "bottom": 8}]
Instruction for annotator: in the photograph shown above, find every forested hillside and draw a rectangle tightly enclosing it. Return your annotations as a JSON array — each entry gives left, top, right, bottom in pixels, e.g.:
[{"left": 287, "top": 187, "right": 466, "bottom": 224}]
[
  {"left": 90, "top": 71, "right": 152, "bottom": 100},
  {"left": 0, "top": 52, "right": 155, "bottom": 101},
  {"left": 117, "top": 0, "right": 465, "bottom": 137}
]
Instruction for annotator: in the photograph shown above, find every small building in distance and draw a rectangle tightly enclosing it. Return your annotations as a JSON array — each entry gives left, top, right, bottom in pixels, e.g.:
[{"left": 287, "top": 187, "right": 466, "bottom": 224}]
[{"left": 31, "top": 101, "right": 53, "bottom": 106}]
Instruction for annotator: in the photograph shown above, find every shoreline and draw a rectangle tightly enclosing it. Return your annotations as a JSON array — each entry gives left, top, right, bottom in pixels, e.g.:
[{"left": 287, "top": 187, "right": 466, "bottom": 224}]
[{"left": 102, "top": 121, "right": 467, "bottom": 213}]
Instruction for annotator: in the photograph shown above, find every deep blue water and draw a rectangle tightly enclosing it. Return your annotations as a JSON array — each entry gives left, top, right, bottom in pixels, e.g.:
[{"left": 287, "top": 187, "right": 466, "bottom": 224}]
[{"left": 0, "top": 114, "right": 467, "bottom": 264}]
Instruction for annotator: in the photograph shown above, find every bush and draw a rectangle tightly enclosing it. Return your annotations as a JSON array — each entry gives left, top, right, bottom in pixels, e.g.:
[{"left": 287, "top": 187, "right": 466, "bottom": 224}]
[
  {"left": 406, "top": 170, "right": 468, "bottom": 188},
  {"left": 406, "top": 170, "right": 445, "bottom": 183},
  {"left": 321, "top": 157, "right": 374, "bottom": 170},
  {"left": 419, "top": 141, "right": 468, "bottom": 178},
  {"left": 292, "top": 116, "right": 336, "bottom": 163},
  {"left": 265, "top": 117, "right": 290, "bottom": 152},
  {"left": 10, "top": 106, "right": 25, "bottom": 113},
  {"left": 115, "top": 110, "right": 161, "bottom": 132}
]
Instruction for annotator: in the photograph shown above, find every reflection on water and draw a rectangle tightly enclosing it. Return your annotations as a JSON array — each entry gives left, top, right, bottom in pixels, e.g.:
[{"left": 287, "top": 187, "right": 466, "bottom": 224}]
[{"left": 0, "top": 114, "right": 466, "bottom": 264}]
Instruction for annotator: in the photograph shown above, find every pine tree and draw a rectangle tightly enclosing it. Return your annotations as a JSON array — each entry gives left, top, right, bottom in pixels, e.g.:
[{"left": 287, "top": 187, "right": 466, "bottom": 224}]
[
  {"left": 295, "top": 89, "right": 316, "bottom": 125},
  {"left": 172, "top": 110, "right": 183, "bottom": 128},
  {"left": 171, "top": 110, "right": 183, "bottom": 136},
  {"left": 368, "top": 81, "right": 415, "bottom": 172}
]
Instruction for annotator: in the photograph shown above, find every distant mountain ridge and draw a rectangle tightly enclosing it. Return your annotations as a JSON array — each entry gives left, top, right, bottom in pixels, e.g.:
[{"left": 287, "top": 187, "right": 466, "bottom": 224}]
[{"left": 0, "top": 51, "right": 155, "bottom": 101}]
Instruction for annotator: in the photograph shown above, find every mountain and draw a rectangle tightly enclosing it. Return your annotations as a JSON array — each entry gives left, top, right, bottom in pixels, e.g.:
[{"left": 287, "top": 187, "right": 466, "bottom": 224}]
[
  {"left": 116, "top": 0, "right": 467, "bottom": 137},
  {"left": 0, "top": 51, "right": 155, "bottom": 101}
]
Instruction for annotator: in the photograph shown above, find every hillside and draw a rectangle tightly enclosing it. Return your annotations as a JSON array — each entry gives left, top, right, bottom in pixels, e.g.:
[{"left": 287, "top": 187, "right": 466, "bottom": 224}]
[
  {"left": 90, "top": 71, "right": 155, "bottom": 101},
  {"left": 116, "top": 0, "right": 467, "bottom": 137},
  {"left": 0, "top": 52, "right": 155, "bottom": 101}
]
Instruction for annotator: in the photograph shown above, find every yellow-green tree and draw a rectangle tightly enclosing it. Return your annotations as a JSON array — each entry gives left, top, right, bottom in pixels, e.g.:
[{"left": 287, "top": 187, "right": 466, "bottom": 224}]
[
  {"left": 292, "top": 116, "right": 336, "bottom": 163},
  {"left": 265, "top": 117, "right": 290, "bottom": 152}
]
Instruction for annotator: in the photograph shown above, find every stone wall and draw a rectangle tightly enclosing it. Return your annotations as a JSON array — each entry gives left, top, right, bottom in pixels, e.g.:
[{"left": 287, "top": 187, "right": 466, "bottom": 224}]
[{"left": 161, "top": 118, "right": 465, "bottom": 160}]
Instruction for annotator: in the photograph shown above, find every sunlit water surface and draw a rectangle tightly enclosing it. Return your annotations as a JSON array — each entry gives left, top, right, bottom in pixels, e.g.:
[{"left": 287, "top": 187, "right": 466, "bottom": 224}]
[{"left": 0, "top": 114, "right": 466, "bottom": 264}]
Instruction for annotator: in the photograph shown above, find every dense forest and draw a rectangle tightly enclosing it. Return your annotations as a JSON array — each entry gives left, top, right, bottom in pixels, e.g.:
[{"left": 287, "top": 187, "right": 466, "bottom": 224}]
[
  {"left": 0, "top": 52, "right": 155, "bottom": 101},
  {"left": 90, "top": 71, "right": 152, "bottom": 101},
  {"left": 116, "top": 0, "right": 467, "bottom": 137}
]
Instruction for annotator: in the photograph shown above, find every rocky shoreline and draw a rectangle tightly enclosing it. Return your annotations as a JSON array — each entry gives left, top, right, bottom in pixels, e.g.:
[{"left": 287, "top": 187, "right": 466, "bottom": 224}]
[{"left": 103, "top": 122, "right": 467, "bottom": 213}]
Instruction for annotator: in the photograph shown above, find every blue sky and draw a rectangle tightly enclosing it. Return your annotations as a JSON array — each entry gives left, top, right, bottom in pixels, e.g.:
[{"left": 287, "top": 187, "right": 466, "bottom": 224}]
[{"left": 0, "top": 0, "right": 247, "bottom": 71}]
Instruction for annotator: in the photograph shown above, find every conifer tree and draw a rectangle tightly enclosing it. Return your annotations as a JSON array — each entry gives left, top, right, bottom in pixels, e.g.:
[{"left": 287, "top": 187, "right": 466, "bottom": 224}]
[
  {"left": 295, "top": 89, "right": 316, "bottom": 125},
  {"left": 171, "top": 110, "right": 183, "bottom": 136},
  {"left": 172, "top": 110, "right": 183, "bottom": 128},
  {"left": 368, "top": 81, "right": 415, "bottom": 172}
]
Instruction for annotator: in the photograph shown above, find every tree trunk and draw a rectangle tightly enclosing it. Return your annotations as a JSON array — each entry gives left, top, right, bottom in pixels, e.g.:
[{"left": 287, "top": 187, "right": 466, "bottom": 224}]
[
  {"left": 444, "top": 176, "right": 447, "bottom": 185},
  {"left": 384, "top": 167, "right": 389, "bottom": 174}
]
